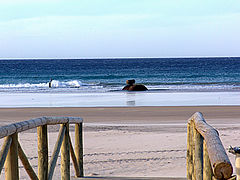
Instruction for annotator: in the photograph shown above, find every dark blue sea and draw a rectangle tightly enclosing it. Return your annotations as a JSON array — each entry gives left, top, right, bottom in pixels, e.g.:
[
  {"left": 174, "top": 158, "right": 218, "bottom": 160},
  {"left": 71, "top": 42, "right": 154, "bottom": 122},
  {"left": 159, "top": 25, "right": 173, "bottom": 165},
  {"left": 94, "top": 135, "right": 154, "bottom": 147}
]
[{"left": 1, "top": 57, "right": 240, "bottom": 93}]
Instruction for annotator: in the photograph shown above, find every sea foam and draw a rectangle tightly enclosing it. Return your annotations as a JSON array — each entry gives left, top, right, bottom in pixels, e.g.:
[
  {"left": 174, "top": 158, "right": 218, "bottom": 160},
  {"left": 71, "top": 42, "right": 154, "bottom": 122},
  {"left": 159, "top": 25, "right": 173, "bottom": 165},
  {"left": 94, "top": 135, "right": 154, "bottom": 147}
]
[
  {"left": 50, "top": 80, "right": 84, "bottom": 88},
  {"left": 0, "top": 80, "right": 86, "bottom": 88}
]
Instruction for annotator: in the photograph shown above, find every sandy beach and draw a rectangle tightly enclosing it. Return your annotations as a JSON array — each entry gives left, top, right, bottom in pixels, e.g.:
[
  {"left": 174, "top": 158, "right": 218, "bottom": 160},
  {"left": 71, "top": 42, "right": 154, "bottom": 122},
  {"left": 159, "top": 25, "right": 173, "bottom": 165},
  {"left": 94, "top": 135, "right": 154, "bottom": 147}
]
[{"left": 0, "top": 106, "right": 240, "bottom": 179}]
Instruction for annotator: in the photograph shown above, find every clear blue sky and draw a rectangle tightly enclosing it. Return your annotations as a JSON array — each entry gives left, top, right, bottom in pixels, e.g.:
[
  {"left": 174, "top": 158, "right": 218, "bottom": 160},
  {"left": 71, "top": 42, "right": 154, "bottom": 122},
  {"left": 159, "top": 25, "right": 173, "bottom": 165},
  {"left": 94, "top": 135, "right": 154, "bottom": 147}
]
[{"left": 0, "top": 0, "right": 240, "bottom": 58}]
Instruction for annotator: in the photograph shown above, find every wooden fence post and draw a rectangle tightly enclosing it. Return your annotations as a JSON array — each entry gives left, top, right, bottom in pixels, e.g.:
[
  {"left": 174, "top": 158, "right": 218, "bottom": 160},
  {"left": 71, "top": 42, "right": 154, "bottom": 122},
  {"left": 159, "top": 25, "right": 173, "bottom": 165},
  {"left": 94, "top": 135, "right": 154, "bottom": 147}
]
[
  {"left": 0, "top": 136, "right": 12, "bottom": 174},
  {"left": 203, "top": 140, "right": 213, "bottom": 180},
  {"left": 48, "top": 125, "right": 66, "bottom": 180},
  {"left": 37, "top": 125, "right": 48, "bottom": 180},
  {"left": 187, "top": 122, "right": 193, "bottom": 180},
  {"left": 75, "top": 123, "right": 84, "bottom": 177},
  {"left": 18, "top": 142, "right": 38, "bottom": 180},
  {"left": 69, "top": 136, "right": 80, "bottom": 177},
  {"left": 5, "top": 133, "right": 19, "bottom": 180},
  {"left": 61, "top": 123, "right": 70, "bottom": 180},
  {"left": 193, "top": 124, "right": 203, "bottom": 180},
  {"left": 191, "top": 121, "right": 196, "bottom": 180}
]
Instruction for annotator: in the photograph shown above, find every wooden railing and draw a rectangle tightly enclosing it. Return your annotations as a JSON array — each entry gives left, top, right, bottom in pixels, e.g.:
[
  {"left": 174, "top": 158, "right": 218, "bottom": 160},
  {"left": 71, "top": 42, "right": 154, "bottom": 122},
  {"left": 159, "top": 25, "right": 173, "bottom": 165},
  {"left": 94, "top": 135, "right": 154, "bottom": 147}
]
[
  {"left": 0, "top": 117, "right": 83, "bottom": 180},
  {"left": 187, "top": 112, "right": 234, "bottom": 180}
]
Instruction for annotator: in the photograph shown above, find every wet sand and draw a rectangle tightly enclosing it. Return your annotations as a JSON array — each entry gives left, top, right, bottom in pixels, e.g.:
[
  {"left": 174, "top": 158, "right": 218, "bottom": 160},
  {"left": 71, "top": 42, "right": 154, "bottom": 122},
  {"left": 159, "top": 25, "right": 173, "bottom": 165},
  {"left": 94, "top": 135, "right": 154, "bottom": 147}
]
[{"left": 1, "top": 106, "right": 240, "bottom": 124}]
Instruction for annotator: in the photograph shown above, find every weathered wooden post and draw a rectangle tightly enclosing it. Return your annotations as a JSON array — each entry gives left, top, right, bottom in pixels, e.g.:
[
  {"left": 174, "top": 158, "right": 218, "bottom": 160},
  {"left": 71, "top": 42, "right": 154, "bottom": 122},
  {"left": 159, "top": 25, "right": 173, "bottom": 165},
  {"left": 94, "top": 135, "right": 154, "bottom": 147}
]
[
  {"left": 37, "top": 125, "right": 48, "bottom": 180},
  {"left": 75, "top": 123, "right": 84, "bottom": 177},
  {"left": 191, "top": 121, "right": 196, "bottom": 180},
  {"left": 203, "top": 141, "right": 213, "bottom": 180},
  {"left": 5, "top": 133, "right": 19, "bottom": 180},
  {"left": 187, "top": 122, "right": 193, "bottom": 180},
  {"left": 48, "top": 125, "right": 66, "bottom": 180},
  {"left": 69, "top": 136, "right": 80, "bottom": 177},
  {"left": 18, "top": 142, "right": 38, "bottom": 180},
  {"left": 0, "top": 136, "right": 12, "bottom": 174},
  {"left": 193, "top": 124, "right": 203, "bottom": 180},
  {"left": 61, "top": 123, "right": 70, "bottom": 180}
]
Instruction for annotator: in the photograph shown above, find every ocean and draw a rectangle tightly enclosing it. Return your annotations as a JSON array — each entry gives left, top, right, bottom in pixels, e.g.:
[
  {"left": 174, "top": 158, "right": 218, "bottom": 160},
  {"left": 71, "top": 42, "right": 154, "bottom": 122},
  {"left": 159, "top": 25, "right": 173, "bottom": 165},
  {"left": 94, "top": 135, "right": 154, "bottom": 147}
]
[
  {"left": 1, "top": 57, "right": 240, "bottom": 107},
  {"left": 1, "top": 57, "right": 240, "bottom": 93}
]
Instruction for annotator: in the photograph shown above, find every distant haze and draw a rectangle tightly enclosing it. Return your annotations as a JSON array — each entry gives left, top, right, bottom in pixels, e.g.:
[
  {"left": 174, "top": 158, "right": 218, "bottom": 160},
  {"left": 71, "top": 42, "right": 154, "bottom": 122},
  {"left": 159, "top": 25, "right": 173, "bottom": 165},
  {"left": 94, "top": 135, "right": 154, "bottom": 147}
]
[{"left": 0, "top": 0, "right": 240, "bottom": 58}]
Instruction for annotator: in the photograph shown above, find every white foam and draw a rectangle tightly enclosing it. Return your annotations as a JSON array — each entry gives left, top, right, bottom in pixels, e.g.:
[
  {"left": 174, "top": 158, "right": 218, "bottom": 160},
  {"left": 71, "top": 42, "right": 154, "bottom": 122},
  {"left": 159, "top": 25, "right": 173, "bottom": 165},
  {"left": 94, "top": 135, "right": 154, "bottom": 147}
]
[
  {"left": 0, "top": 80, "right": 89, "bottom": 88},
  {"left": 50, "top": 80, "right": 84, "bottom": 88},
  {"left": 0, "top": 82, "right": 48, "bottom": 88}
]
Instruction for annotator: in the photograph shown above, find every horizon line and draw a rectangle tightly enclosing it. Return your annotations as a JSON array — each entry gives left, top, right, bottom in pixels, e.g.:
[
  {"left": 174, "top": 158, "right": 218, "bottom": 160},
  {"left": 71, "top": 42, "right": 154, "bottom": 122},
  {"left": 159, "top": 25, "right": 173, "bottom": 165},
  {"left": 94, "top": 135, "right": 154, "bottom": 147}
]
[{"left": 0, "top": 56, "right": 240, "bottom": 60}]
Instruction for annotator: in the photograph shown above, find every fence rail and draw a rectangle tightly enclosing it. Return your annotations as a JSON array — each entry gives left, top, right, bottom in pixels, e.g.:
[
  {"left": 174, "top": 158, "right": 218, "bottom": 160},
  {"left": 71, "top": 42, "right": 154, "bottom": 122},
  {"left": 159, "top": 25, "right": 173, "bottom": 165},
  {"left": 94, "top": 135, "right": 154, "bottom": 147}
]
[
  {"left": 0, "top": 117, "right": 83, "bottom": 180},
  {"left": 187, "top": 112, "right": 233, "bottom": 180}
]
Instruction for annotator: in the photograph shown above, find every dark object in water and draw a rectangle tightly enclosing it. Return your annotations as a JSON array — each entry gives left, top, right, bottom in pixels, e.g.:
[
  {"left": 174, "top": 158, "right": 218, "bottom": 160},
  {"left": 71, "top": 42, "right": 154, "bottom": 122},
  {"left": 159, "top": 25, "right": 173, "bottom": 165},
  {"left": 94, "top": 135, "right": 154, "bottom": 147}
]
[
  {"left": 123, "top": 84, "right": 148, "bottom": 91},
  {"left": 122, "top": 79, "right": 148, "bottom": 91},
  {"left": 49, "top": 79, "right": 53, "bottom": 88}
]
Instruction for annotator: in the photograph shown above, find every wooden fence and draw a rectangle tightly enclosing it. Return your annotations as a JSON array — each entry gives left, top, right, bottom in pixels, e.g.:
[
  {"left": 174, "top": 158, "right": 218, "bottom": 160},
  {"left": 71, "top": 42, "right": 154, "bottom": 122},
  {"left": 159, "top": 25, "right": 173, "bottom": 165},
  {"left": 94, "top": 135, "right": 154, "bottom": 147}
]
[
  {"left": 0, "top": 117, "right": 83, "bottom": 180},
  {"left": 187, "top": 112, "right": 234, "bottom": 180}
]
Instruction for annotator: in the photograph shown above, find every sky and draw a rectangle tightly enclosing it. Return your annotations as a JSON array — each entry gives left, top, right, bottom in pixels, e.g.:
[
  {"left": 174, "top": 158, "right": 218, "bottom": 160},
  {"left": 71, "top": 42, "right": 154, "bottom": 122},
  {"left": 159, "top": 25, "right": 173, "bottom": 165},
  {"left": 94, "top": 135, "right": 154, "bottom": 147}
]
[{"left": 0, "top": 0, "right": 240, "bottom": 58}]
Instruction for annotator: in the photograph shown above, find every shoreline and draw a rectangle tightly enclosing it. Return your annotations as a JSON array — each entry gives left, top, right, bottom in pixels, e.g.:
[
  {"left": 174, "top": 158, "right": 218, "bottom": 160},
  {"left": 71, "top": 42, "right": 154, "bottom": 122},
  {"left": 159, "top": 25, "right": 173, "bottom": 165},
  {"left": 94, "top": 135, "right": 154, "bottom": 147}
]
[{"left": 1, "top": 91, "right": 240, "bottom": 107}]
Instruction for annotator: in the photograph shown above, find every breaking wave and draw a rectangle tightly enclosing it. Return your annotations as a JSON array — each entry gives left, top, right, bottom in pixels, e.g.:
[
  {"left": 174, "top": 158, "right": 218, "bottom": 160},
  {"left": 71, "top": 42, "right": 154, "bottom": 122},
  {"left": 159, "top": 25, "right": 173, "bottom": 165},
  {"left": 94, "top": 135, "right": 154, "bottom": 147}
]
[{"left": 0, "top": 80, "right": 94, "bottom": 88}]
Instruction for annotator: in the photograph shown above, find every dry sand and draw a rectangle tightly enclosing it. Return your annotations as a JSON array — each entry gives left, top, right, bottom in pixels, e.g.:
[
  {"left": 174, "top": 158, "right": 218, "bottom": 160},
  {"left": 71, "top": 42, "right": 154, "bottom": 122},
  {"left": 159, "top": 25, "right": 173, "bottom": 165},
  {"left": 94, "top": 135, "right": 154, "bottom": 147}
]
[{"left": 0, "top": 106, "right": 240, "bottom": 179}]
